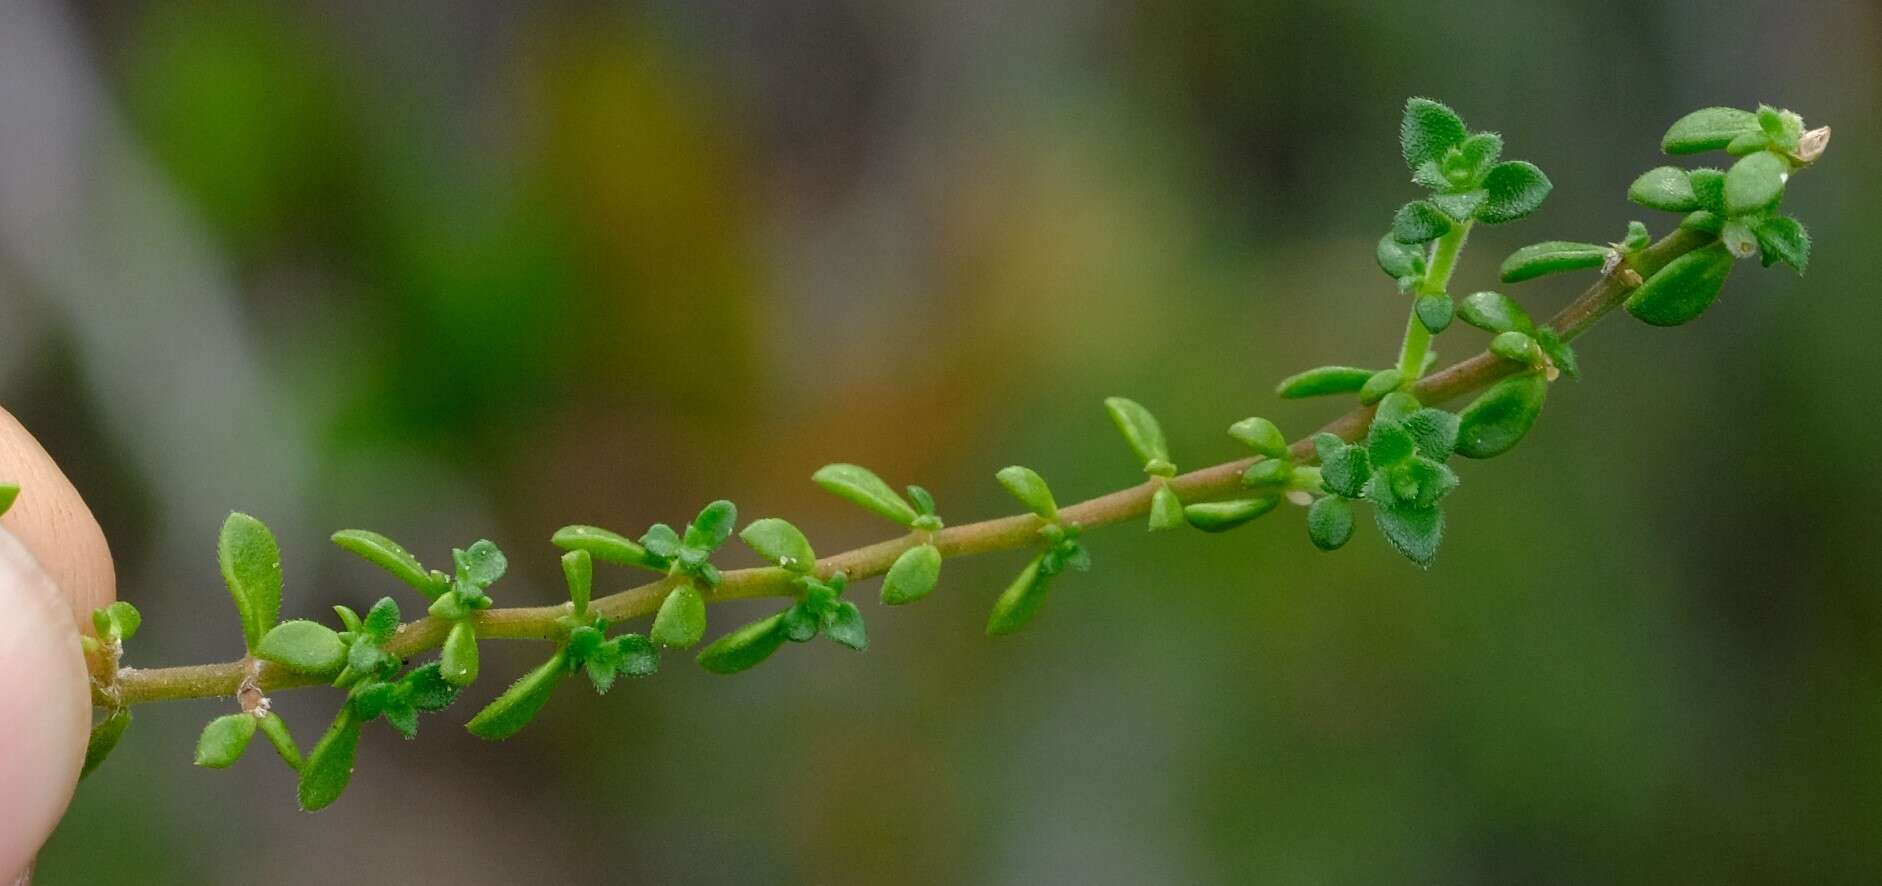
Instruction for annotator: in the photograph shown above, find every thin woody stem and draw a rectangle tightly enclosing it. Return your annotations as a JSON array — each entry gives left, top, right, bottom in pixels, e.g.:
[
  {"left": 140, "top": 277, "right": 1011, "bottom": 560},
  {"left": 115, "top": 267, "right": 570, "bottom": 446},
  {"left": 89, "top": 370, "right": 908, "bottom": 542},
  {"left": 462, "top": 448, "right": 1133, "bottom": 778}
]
[{"left": 99, "top": 228, "right": 1711, "bottom": 708}]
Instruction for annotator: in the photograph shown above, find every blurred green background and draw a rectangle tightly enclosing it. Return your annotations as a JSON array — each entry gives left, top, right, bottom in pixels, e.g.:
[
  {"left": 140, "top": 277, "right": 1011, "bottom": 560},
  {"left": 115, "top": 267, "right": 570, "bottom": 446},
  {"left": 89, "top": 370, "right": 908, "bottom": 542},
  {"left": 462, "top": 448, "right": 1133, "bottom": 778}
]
[{"left": 6, "top": 0, "right": 1879, "bottom": 882}]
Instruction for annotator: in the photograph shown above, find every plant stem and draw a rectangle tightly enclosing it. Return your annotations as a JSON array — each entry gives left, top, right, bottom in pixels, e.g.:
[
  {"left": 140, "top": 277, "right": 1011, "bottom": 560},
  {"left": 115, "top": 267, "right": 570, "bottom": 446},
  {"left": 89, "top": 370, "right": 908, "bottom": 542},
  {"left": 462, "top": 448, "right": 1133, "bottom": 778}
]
[
  {"left": 99, "top": 228, "right": 1711, "bottom": 708},
  {"left": 1397, "top": 222, "right": 1472, "bottom": 380}
]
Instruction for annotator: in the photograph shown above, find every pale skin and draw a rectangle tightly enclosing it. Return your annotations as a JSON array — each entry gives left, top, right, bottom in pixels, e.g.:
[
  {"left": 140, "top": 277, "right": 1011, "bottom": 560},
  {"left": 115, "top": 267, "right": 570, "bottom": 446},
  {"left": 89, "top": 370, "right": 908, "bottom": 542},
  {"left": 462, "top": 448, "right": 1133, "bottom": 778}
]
[{"left": 0, "top": 407, "right": 116, "bottom": 883}]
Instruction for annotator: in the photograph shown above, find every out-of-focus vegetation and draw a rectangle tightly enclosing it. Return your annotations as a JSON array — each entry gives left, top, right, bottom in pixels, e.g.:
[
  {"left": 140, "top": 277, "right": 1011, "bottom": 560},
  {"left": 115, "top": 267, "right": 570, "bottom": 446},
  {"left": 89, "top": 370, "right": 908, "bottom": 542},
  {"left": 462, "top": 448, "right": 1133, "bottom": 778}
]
[{"left": 8, "top": 1, "right": 1881, "bottom": 882}]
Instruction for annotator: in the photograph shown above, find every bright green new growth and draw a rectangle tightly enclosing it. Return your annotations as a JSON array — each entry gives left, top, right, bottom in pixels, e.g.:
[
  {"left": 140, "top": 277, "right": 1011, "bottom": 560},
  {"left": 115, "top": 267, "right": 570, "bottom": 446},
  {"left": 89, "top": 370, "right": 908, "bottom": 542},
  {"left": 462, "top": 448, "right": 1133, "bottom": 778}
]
[{"left": 71, "top": 98, "right": 1829, "bottom": 813}]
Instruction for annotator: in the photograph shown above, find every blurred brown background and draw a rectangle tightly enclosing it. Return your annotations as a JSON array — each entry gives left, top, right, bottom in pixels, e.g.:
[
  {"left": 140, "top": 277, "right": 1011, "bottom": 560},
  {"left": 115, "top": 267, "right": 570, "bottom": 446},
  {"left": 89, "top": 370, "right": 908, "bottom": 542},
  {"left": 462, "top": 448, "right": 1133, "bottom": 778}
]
[{"left": 6, "top": 0, "right": 1879, "bottom": 882}]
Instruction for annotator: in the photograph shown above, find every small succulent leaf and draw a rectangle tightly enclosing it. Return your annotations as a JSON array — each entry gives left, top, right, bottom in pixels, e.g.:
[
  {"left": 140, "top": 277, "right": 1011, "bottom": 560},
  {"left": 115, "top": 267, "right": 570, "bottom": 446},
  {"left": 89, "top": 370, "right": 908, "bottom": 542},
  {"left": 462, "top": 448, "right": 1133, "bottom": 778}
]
[
  {"left": 1307, "top": 496, "right": 1355, "bottom": 551},
  {"left": 331, "top": 530, "right": 442, "bottom": 598},
  {"left": 616, "top": 635, "right": 660, "bottom": 677},
  {"left": 1183, "top": 497, "right": 1280, "bottom": 533},
  {"left": 258, "top": 712, "right": 302, "bottom": 770},
  {"left": 812, "top": 464, "right": 919, "bottom": 526},
  {"left": 1624, "top": 243, "right": 1736, "bottom": 327},
  {"left": 1391, "top": 200, "right": 1452, "bottom": 244},
  {"left": 1241, "top": 458, "right": 1292, "bottom": 488},
  {"left": 1662, "top": 107, "right": 1759, "bottom": 154},
  {"left": 1228, "top": 417, "right": 1289, "bottom": 459},
  {"left": 381, "top": 704, "right": 419, "bottom": 739},
  {"left": 1148, "top": 484, "right": 1185, "bottom": 532},
  {"left": 781, "top": 600, "right": 820, "bottom": 642},
  {"left": 638, "top": 524, "right": 682, "bottom": 559},
  {"left": 81, "top": 708, "right": 132, "bottom": 779},
  {"left": 1497, "top": 242, "right": 1610, "bottom": 284},
  {"left": 255, "top": 620, "right": 348, "bottom": 675},
  {"left": 1276, "top": 366, "right": 1374, "bottom": 399},
  {"left": 906, "top": 485, "right": 938, "bottom": 516},
  {"left": 1402, "top": 408, "right": 1460, "bottom": 461},
  {"left": 1490, "top": 331, "right": 1540, "bottom": 365},
  {"left": 194, "top": 713, "right": 258, "bottom": 769},
  {"left": 1376, "top": 235, "right": 1424, "bottom": 279},
  {"left": 298, "top": 708, "right": 363, "bottom": 811},
  {"left": 440, "top": 621, "right": 480, "bottom": 686},
  {"left": 1400, "top": 98, "right": 1468, "bottom": 171},
  {"left": 218, "top": 512, "right": 283, "bottom": 652},
  {"left": 1751, "top": 215, "right": 1809, "bottom": 272},
  {"left": 825, "top": 601, "right": 868, "bottom": 651},
  {"left": 561, "top": 550, "right": 593, "bottom": 618},
  {"left": 401, "top": 662, "right": 461, "bottom": 712},
  {"left": 1415, "top": 293, "right": 1454, "bottom": 334},
  {"left": 466, "top": 651, "right": 568, "bottom": 740},
  {"left": 1627, "top": 167, "right": 1701, "bottom": 212},
  {"left": 739, "top": 518, "right": 817, "bottom": 572},
  {"left": 1367, "top": 420, "right": 1417, "bottom": 466},
  {"left": 362, "top": 597, "right": 401, "bottom": 644},
  {"left": 584, "top": 657, "right": 618, "bottom": 695},
  {"left": 1686, "top": 168, "right": 1726, "bottom": 212},
  {"left": 1536, "top": 327, "right": 1581, "bottom": 380},
  {"left": 1723, "top": 151, "right": 1788, "bottom": 215},
  {"left": 1457, "top": 132, "right": 1503, "bottom": 177},
  {"left": 1455, "top": 373, "right": 1549, "bottom": 459},
  {"left": 651, "top": 584, "right": 708, "bottom": 648},
  {"left": 1374, "top": 392, "right": 1422, "bottom": 425},
  {"left": 332, "top": 605, "right": 362, "bottom": 634},
  {"left": 995, "top": 466, "right": 1059, "bottom": 521},
  {"left": 0, "top": 484, "right": 17, "bottom": 517},
  {"left": 986, "top": 555, "right": 1054, "bottom": 636},
  {"left": 1430, "top": 190, "right": 1487, "bottom": 222},
  {"left": 1476, "top": 161, "right": 1552, "bottom": 223},
  {"left": 1315, "top": 434, "right": 1372, "bottom": 498},
  {"left": 453, "top": 540, "right": 507, "bottom": 589},
  {"left": 697, "top": 613, "right": 788, "bottom": 674},
  {"left": 1375, "top": 503, "right": 1445, "bottom": 567},
  {"left": 1359, "top": 369, "right": 1403, "bottom": 405},
  {"left": 882, "top": 543, "right": 943, "bottom": 605},
  {"left": 683, "top": 500, "right": 738, "bottom": 552},
  {"left": 552, "top": 525, "right": 662, "bottom": 570},
  {"left": 1457, "top": 291, "right": 1537, "bottom": 334},
  {"left": 1103, "top": 397, "right": 1171, "bottom": 469}
]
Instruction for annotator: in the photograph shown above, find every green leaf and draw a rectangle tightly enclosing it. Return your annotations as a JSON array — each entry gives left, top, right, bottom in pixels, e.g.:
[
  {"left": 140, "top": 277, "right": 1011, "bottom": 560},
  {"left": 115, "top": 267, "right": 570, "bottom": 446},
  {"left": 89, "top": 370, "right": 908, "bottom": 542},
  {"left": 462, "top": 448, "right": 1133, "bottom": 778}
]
[
  {"left": 1276, "top": 366, "right": 1373, "bottom": 399},
  {"left": 1374, "top": 392, "right": 1421, "bottom": 425},
  {"left": 739, "top": 518, "right": 817, "bottom": 572},
  {"left": 1402, "top": 408, "right": 1460, "bottom": 460},
  {"left": 1103, "top": 397, "right": 1171, "bottom": 470},
  {"left": 697, "top": 613, "right": 787, "bottom": 674},
  {"left": 1391, "top": 201, "right": 1452, "bottom": 244},
  {"left": 986, "top": 555, "right": 1054, "bottom": 636},
  {"left": 1314, "top": 434, "right": 1371, "bottom": 498},
  {"left": 1719, "top": 219, "right": 1758, "bottom": 260},
  {"left": 1430, "top": 190, "right": 1487, "bottom": 222},
  {"left": 255, "top": 620, "right": 347, "bottom": 675},
  {"left": 1147, "top": 483, "right": 1186, "bottom": 532},
  {"left": 683, "top": 500, "right": 738, "bottom": 552},
  {"left": 1241, "top": 457, "right": 1291, "bottom": 488},
  {"left": 1724, "top": 151, "right": 1788, "bottom": 215},
  {"left": 1228, "top": 417, "right": 1288, "bottom": 459},
  {"left": 382, "top": 703, "right": 419, "bottom": 739},
  {"left": 812, "top": 464, "right": 919, "bottom": 526},
  {"left": 1751, "top": 216, "right": 1810, "bottom": 272},
  {"left": 363, "top": 596, "right": 401, "bottom": 643},
  {"left": 1183, "top": 497, "right": 1280, "bottom": 533},
  {"left": 1457, "top": 291, "right": 1536, "bottom": 334},
  {"left": 1627, "top": 167, "right": 1700, "bottom": 212},
  {"left": 1476, "top": 161, "right": 1551, "bottom": 223},
  {"left": 1455, "top": 373, "right": 1548, "bottom": 459},
  {"left": 1367, "top": 420, "right": 1416, "bottom": 466},
  {"left": 218, "top": 512, "right": 283, "bottom": 652},
  {"left": 552, "top": 525, "right": 661, "bottom": 570},
  {"left": 1374, "top": 503, "right": 1444, "bottom": 566},
  {"left": 1400, "top": 98, "right": 1467, "bottom": 171},
  {"left": 561, "top": 550, "right": 592, "bottom": 618},
  {"left": 1307, "top": 497, "right": 1355, "bottom": 551},
  {"left": 92, "top": 601, "right": 142, "bottom": 643},
  {"left": 614, "top": 635, "right": 659, "bottom": 677},
  {"left": 1620, "top": 221, "right": 1653, "bottom": 252},
  {"left": 331, "top": 530, "right": 441, "bottom": 598},
  {"left": 1726, "top": 130, "right": 1769, "bottom": 156},
  {"left": 906, "top": 485, "right": 938, "bottom": 517},
  {"left": 1662, "top": 107, "right": 1759, "bottom": 154},
  {"left": 453, "top": 540, "right": 507, "bottom": 589},
  {"left": 1624, "top": 243, "right": 1736, "bottom": 327},
  {"left": 1686, "top": 168, "right": 1726, "bottom": 212},
  {"left": 1359, "top": 369, "right": 1403, "bottom": 406},
  {"left": 995, "top": 466, "right": 1059, "bottom": 521},
  {"left": 1536, "top": 327, "right": 1581, "bottom": 381},
  {"left": 782, "top": 600, "right": 821, "bottom": 642},
  {"left": 651, "top": 584, "right": 707, "bottom": 648},
  {"left": 258, "top": 711, "right": 302, "bottom": 770},
  {"left": 1457, "top": 133, "right": 1503, "bottom": 179},
  {"left": 825, "top": 601, "right": 868, "bottom": 651},
  {"left": 466, "top": 651, "right": 569, "bottom": 740},
  {"left": 0, "top": 483, "right": 16, "bottom": 517},
  {"left": 1490, "top": 331, "right": 1539, "bottom": 365},
  {"left": 1415, "top": 293, "right": 1454, "bottom": 333},
  {"left": 195, "top": 713, "right": 258, "bottom": 769},
  {"left": 401, "top": 662, "right": 461, "bottom": 712},
  {"left": 81, "top": 708, "right": 132, "bottom": 779},
  {"left": 441, "top": 621, "right": 479, "bottom": 686},
  {"left": 1498, "top": 242, "right": 1610, "bottom": 284},
  {"left": 882, "top": 543, "right": 942, "bottom": 605},
  {"left": 1376, "top": 234, "right": 1424, "bottom": 279},
  {"left": 298, "top": 708, "right": 362, "bottom": 811}
]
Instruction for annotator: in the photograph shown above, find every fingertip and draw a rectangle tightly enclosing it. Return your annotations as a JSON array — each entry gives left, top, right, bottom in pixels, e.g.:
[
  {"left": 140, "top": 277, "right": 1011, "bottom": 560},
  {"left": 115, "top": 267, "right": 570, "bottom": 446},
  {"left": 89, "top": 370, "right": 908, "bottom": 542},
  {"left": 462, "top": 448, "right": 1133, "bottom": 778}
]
[
  {"left": 0, "top": 407, "right": 116, "bottom": 628},
  {"left": 0, "top": 530, "right": 91, "bottom": 880}
]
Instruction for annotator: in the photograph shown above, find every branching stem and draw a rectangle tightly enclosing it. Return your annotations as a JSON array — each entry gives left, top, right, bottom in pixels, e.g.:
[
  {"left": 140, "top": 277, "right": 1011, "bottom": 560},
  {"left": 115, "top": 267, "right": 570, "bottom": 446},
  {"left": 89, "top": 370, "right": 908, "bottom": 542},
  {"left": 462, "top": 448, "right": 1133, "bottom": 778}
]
[
  {"left": 99, "top": 227, "right": 1711, "bottom": 708},
  {"left": 1397, "top": 221, "right": 1472, "bottom": 380}
]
